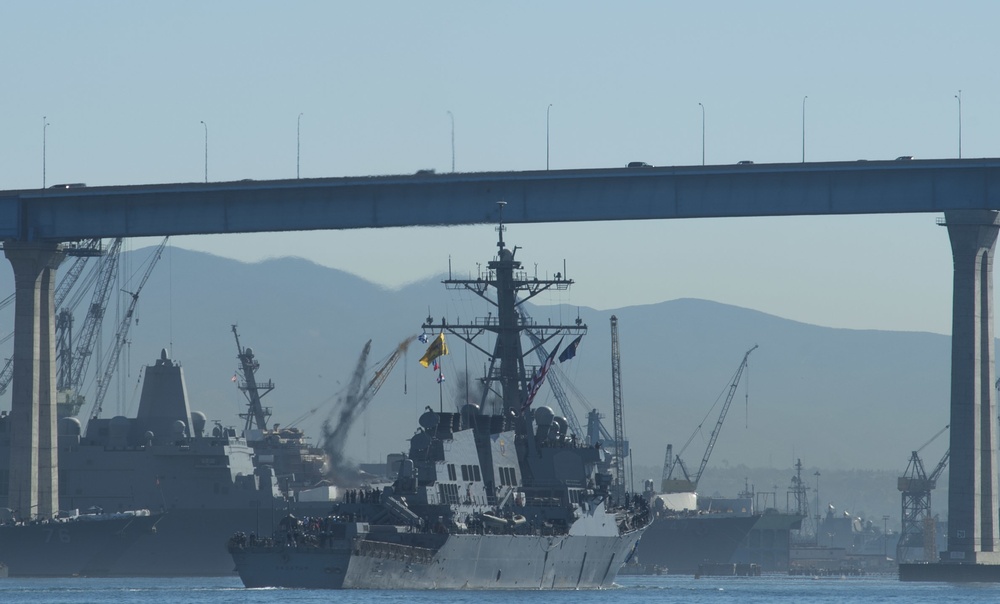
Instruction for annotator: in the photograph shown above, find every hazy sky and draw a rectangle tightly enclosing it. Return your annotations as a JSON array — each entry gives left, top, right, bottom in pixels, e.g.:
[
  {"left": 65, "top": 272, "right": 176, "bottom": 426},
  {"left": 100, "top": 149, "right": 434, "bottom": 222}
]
[{"left": 2, "top": 1, "right": 996, "bottom": 334}]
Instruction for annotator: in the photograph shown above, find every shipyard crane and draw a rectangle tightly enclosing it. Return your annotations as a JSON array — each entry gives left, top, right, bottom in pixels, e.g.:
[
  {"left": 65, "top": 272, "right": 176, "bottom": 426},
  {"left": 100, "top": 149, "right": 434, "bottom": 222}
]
[
  {"left": 54, "top": 238, "right": 104, "bottom": 308},
  {"left": 87, "top": 237, "right": 168, "bottom": 420},
  {"left": 660, "top": 443, "right": 691, "bottom": 493},
  {"left": 232, "top": 324, "right": 275, "bottom": 433},
  {"left": 62, "top": 237, "right": 124, "bottom": 395},
  {"left": 0, "top": 238, "right": 105, "bottom": 399},
  {"left": 609, "top": 315, "right": 629, "bottom": 502},
  {"left": 54, "top": 238, "right": 108, "bottom": 398},
  {"left": 897, "top": 424, "right": 950, "bottom": 563},
  {"left": 662, "top": 344, "right": 758, "bottom": 493},
  {"left": 321, "top": 336, "right": 415, "bottom": 484}
]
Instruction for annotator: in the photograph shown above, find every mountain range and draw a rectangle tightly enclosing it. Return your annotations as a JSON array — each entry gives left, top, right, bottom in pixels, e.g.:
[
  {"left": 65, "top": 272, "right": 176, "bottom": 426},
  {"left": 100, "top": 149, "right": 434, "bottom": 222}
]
[{"left": 0, "top": 244, "right": 954, "bottom": 480}]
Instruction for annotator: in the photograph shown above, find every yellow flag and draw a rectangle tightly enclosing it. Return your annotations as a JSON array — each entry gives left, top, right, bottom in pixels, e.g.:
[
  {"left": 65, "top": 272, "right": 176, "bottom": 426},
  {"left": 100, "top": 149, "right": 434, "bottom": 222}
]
[{"left": 419, "top": 332, "right": 449, "bottom": 367}]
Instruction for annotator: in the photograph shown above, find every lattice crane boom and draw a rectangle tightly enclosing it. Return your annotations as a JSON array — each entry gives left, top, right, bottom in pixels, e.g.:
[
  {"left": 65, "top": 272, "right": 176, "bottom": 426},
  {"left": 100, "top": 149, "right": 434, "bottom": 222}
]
[
  {"left": 692, "top": 344, "right": 757, "bottom": 487},
  {"left": 360, "top": 336, "right": 413, "bottom": 406},
  {"left": 664, "top": 344, "right": 757, "bottom": 492},
  {"left": 54, "top": 238, "right": 103, "bottom": 308},
  {"left": 0, "top": 239, "right": 105, "bottom": 397},
  {"left": 67, "top": 237, "right": 124, "bottom": 392},
  {"left": 610, "top": 315, "right": 627, "bottom": 501},
  {"left": 321, "top": 337, "right": 413, "bottom": 484},
  {"left": 88, "top": 238, "right": 167, "bottom": 419},
  {"left": 928, "top": 448, "right": 950, "bottom": 485}
]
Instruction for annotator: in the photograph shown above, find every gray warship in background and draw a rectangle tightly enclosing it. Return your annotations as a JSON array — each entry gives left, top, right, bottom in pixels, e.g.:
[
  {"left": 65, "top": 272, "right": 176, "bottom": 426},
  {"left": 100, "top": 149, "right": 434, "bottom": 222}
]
[
  {"left": 0, "top": 508, "right": 161, "bottom": 577},
  {"left": 634, "top": 347, "right": 803, "bottom": 574},
  {"left": 0, "top": 322, "right": 384, "bottom": 577},
  {"left": 227, "top": 209, "right": 650, "bottom": 589},
  {"left": 0, "top": 348, "right": 297, "bottom": 576}
]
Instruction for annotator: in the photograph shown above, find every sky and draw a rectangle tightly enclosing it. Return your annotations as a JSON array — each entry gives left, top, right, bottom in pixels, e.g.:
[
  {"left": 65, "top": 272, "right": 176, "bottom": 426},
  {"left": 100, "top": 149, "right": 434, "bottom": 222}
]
[{"left": 1, "top": 1, "right": 997, "bottom": 334}]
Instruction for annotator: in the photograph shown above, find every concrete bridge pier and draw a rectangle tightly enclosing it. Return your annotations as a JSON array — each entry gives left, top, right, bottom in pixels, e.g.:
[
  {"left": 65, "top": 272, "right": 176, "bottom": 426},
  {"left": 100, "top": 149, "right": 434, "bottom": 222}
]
[
  {"left": 3, "top": 241, "right": 63, "bottom": 520},
  {"left": 944, "top": 210, "right": 1000, "bottom": 564}
]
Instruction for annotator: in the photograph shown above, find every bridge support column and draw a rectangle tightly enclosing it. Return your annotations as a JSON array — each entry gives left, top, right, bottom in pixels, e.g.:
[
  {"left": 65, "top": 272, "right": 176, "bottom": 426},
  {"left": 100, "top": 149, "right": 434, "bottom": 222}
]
[
  {"left": 4, "top": 241, "right": 63, "bottom": 520},
  {"left": 944, "top": 210, "right": 1000, "bottom": 564}
]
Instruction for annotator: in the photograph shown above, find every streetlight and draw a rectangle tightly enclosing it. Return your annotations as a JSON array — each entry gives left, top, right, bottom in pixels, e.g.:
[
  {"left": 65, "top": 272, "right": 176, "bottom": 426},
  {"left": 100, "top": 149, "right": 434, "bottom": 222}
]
[
  {"left": 546, "top": 103, "right": 553, "bottom": 170},
  {"left": 446, "top": 110, "right": 455, "bottom": 173},
  {"left": 199, "top": 121, "right": 208, "bottom": 183},
  {"left": 42, "top": 116, "right": 50, "bottom": 188},
  {"left": 698, "top": 102, "right": 705, "bottom": 166},
  {"left": 801, "top": 95, "right": 808, "bottom": 163},
  {"left": 955, "top": 90, "right": 962, "bottom": 159},
  {"left": 297, "top": 113, "right": 303, "bottom": 179}
]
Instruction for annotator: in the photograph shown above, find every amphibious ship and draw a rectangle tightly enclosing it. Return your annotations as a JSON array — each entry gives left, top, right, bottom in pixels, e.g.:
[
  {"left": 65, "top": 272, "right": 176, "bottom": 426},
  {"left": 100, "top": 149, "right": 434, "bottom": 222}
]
[
  {"left": 0, "top": 348, "right": 289, "bottom": 576},
  {"left": 227, "top": 206, "right": 650, "bottom": 589}
]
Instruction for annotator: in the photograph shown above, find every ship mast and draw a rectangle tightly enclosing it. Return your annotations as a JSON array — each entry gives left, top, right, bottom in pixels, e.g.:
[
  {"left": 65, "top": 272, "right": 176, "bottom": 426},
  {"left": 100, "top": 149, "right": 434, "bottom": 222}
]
[
  {"left": 232, "top": 324, "right": 274, "bottom": 432},
  {"left": 421, "top": 201, "right": 586, "bottom": 414}
]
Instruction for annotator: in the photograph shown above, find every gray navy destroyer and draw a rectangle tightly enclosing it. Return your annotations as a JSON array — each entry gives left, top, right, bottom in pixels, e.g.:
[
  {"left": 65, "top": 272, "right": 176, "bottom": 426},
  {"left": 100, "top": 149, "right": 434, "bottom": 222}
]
[{"left": 227, "top": 206, "right": 651, "bottom": 589}]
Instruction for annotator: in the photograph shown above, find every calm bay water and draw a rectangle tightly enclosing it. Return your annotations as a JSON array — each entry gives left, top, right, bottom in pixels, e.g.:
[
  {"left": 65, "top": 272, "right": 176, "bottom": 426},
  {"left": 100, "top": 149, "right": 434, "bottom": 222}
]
[{"left": 2, "top": 574, "right": 999, "bottom": 603}]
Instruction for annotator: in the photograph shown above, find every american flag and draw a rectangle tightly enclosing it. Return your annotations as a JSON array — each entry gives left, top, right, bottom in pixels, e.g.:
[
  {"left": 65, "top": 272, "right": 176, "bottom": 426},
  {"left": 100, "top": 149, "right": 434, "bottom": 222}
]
[{"left": 520, "top": 339, "right": 562, "bottom": 414}]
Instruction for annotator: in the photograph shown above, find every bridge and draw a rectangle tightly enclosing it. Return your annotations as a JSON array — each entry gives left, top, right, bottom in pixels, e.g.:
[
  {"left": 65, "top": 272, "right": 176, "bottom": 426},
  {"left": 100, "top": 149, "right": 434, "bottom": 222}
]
[{"left": 4, "top": 157, "right": 1000, "bottom": 571}]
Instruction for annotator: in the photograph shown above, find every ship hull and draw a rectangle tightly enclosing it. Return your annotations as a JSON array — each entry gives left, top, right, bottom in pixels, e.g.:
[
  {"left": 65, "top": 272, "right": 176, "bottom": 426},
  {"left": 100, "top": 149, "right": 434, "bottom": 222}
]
[
  {"left": 86, "top": 502, "right": 332, "bottom": 577},
  {"left": 731, "top": 511, "right": 804, "bottom": 571},
  {"left": 96, "top": 507, "right": 281, "bottom": 576},
  {"left": 636, "top": 514, "right": 760, "bottom": 574},
  {"left": 0, "top": 513, "right": 162, "bottom": 577},
  {"left": 231, "top": 530, "right": 644, "bottom": 589}
]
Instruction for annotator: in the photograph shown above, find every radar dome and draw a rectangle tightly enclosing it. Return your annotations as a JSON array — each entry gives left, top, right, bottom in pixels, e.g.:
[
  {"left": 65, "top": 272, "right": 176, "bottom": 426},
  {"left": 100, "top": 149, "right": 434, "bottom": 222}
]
[
  {"left": 59, "top": 416, "right": 82, "bottom": 436},
  {"left": 109, "top": 415, "right": 129, "bottom": 432},
  {"left": 419, "top": 410, "right": 440, "bottom": 431},
  {"left": 190, "top": 411, "right": 207, "bottom": 437},
  {"left": 533, "top": 406, "right": 554, "bottom": 426},
  {"left": 410, "top": 431, "right": 431, "bottom": 452},
  {"left": 109, "top": 416, "right": 130, "bottom": 445}
]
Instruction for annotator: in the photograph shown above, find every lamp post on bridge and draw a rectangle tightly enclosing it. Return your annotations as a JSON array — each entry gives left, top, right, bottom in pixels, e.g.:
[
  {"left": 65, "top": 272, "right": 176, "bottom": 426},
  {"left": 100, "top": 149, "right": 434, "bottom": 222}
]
[
  {"left": 447, "top": 110, "right": 455, "bottom": 173},
  {"left": 42, "top": 116, "right": 50, "bottom": 188},
  {"left": 546, "top": 103, "right": 553, "bottom": 170},
  {"left": 200, "top": 121, "right": 208, "bottom": 183},
  {"left": 801, "top": 95, "right": 808, "bottom": 163},
  {"left": 297, "top": 113, "right": 303, "bottom": 179},
  {"left": 698, "top": 102, "right": 705, "bottom": 166},
  {"left": 955, "top": 90, "right": 962, "bottom": 159}
]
